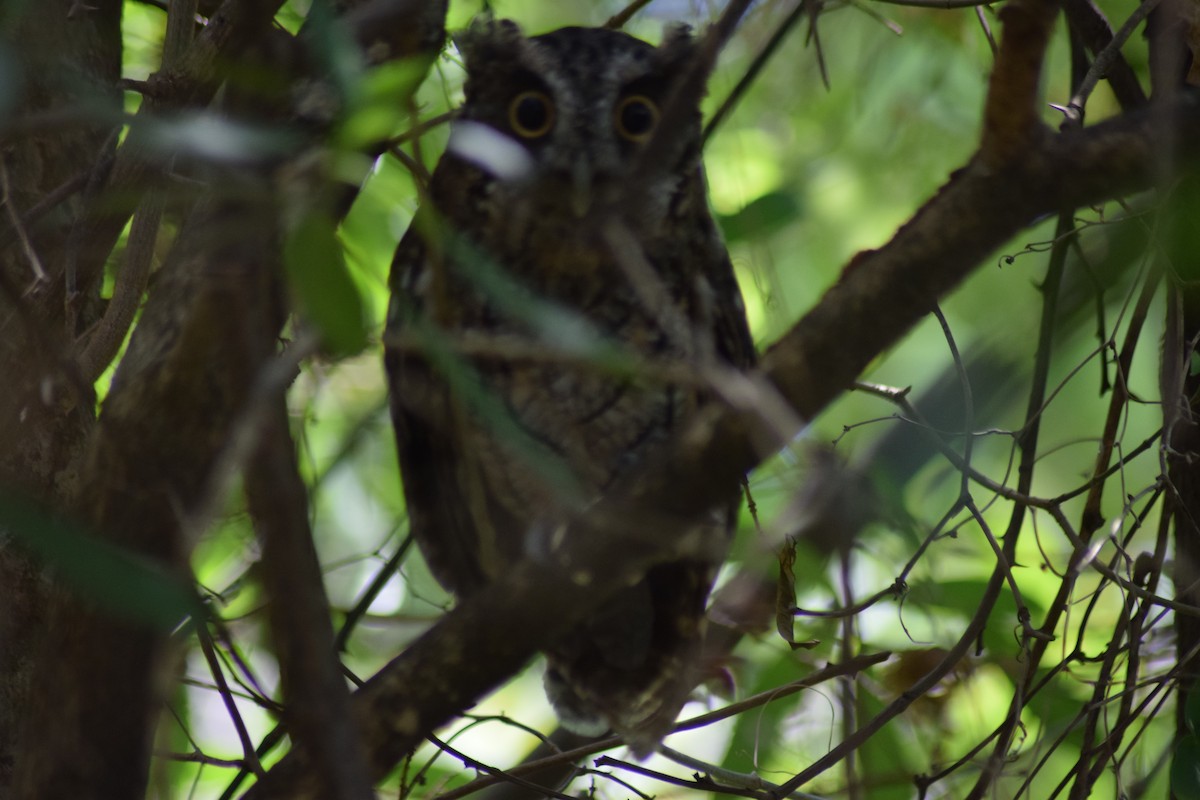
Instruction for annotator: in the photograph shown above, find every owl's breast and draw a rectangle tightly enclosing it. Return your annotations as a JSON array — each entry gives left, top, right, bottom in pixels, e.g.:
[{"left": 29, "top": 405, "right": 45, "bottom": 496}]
[
  {"left": 453, "top": 247, "right": 699, "bottom": 527},
  {"left": 499, "top": 360, "right": 686, "bottom": 486}
]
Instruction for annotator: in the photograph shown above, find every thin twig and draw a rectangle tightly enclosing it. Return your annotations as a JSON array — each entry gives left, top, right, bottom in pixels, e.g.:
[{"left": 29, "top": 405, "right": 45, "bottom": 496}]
[
  {"left": 1064, "top": 0, "right": 1163, "bottom": 123},
  {"left": 334, "top": 533, "right": 414, "bottom": 651},
  {"left": 975, "top": 4, "right": 998, "bottom": 55},
  {"left": 75, "top": 193, "right": 162, "bottom": 380},
  {"left": 1061, "top": 0, "right": 1147, "bottom": 111},
  {"left": 0, "top": 156, "right": 48, "bottom": 282},
  {"left": 793, "top": 580, "right": 904, "bottom": 618},
  {"left": 661, "top": 746, "right": 826, "bottom": 800},
  {"left": 703, "top": 1, "right": 809, "bottom": 144},
  {"left": 428, "top": 735, "right": 577, "bottom": 800},
  {"left": 389, "top": 110, "right": 455, "bottom": 146},
  {"left": 604, "top": 0, "right": 655, "bottom": 29},
  {"left": 63, "top": 125, "right": 121, "bottom": 334},
  {"left": 0, "top": 164, "right": 94, "bottom": 255},
  {"left": 434, "top": 653, "right": 888, "bottom": 800},
  {"left": 594, "top": 755, "right": 772, "bottom": 800},
  {"left": 868, "top": 0, "right": 994, "bottom": 7},
  {"left": 195, "top": 619, "right": 266, "bottom": 777}
]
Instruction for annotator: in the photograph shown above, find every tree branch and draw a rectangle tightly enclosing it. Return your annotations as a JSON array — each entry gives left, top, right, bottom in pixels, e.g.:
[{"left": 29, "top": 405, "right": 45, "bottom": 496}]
[
  {"left": 246, "top": 395, "right": 375, "bottom": 800},
  {"left": 243, "top": 80, "right": 1200, "bottom": 800},
  {"left": 13, "top": 187, "right": 285, "bottom": 797},
  {"left": 980, "top": 0, "right": 1061, "bottom": 167},
  {"left": 55, "top": 0, "right": 289, "bottom": 312},
  {"left": 1062, "top": 0, "right": 1150, "bottom": 113}
]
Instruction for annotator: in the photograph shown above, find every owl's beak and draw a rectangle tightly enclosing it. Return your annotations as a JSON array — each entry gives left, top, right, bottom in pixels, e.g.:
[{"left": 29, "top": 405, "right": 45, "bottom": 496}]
[{"left": 569, "top": 160, "right": 592, "bottom": 218}]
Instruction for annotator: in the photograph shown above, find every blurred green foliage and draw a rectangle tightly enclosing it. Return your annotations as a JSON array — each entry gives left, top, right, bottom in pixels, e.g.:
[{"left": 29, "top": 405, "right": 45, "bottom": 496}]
[{"left": 105, "top": 0, "right": 1177, "bottom": 797}]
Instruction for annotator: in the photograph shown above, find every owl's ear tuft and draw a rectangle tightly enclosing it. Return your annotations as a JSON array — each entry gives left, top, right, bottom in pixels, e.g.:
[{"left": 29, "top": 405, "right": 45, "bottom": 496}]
[
  {"left": 455, "top": 15, "right": 526, "bottom": 69},
  {"left": 657, "top": 23, "right": 696, "bottom": 71}
]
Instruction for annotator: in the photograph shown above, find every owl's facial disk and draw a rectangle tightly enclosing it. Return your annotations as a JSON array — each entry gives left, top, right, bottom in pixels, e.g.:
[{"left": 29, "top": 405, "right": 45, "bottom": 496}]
[{"left": 453, "top": 21, "right": 699, "bottom": 222}]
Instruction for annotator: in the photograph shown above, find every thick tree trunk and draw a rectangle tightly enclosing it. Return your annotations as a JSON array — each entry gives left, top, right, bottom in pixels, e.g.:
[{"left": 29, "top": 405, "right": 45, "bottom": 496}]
[
  {"left": 1, "top": 1, "right": 447, "bottom": 794},
  {"left": 0, "top": 0, "right": 122, "bottom": 790}
]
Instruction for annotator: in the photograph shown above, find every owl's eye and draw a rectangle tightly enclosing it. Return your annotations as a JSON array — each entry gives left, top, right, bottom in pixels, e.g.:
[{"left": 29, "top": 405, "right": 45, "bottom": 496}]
[
  {"left": 614, "top": 95, "right": 659, "bottom": 142},
  {"left": 508, "top": 91, "right": 555, "bottom": 138}
]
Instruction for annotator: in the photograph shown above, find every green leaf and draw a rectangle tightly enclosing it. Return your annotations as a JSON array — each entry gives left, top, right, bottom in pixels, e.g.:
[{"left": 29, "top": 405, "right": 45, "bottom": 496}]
[
  {"left": 300, "top": 0, "right": 436, "bottom": 149},
  {"left": 1188, "top": 685, "right": 1200, "bottom": 736},
  {"left": 917, "top": 578, "right": 1047, "bottom": 655},
  {"left": 302, "top": 0, "right": 365, "bottom": 101},
  {"left": 1172, "top": 735, "right": 1200, "bottom": 800},
  {"left": 0, "top": 492, "right": 196, "bottom": 630},
  {"left": 717, "top": 190, "right": 802, "bottom": 243},
  {"left": 336, "top": 57, "right": 437, "bottom": 149},
  {"left": 284, "top": 211, "right": 369, "bottom": 356}
]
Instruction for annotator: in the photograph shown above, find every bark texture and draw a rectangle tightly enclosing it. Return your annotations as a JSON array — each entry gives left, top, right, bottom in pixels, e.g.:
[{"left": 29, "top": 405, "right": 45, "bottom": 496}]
[{"left": 0, "top": 0, "right": 122, "bottom": 790}]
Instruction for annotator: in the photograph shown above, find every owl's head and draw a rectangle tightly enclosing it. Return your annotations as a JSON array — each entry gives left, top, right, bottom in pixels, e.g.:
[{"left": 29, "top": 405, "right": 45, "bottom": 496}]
[{"left": 448, "top": 18, "right": 701, "bottom": 220}]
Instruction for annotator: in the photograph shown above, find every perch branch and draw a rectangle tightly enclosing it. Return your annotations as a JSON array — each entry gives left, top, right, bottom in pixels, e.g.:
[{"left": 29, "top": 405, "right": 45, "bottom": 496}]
[{"left": 243, "top": 87, "right": 1200, "bottom": 800}]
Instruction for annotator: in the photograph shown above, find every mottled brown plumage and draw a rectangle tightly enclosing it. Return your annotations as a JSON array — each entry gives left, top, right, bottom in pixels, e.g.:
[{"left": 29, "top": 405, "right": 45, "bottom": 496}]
[{"left": 384, "top": 18, "right": 754, "bottom": 752}]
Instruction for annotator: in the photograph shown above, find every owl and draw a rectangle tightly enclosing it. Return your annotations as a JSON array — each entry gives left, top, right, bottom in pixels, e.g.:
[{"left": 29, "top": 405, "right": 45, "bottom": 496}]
[{"left": 384, "top": 18, "right": 755, "bottom": 753}]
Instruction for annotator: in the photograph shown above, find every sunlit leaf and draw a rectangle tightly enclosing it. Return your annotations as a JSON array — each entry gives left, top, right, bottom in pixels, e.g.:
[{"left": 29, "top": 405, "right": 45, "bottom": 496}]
[
  {"left": 337, "top": 57, "right": 437, "bottom": 149},
  {"left": 284, "top": 210, "right": 369, "bottom": 356}
]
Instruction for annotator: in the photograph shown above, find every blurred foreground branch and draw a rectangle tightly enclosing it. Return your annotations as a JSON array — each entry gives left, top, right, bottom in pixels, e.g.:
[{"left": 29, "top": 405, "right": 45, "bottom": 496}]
[{"left": 245, "top": 7, "right": 1200, "bottom": 794}]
